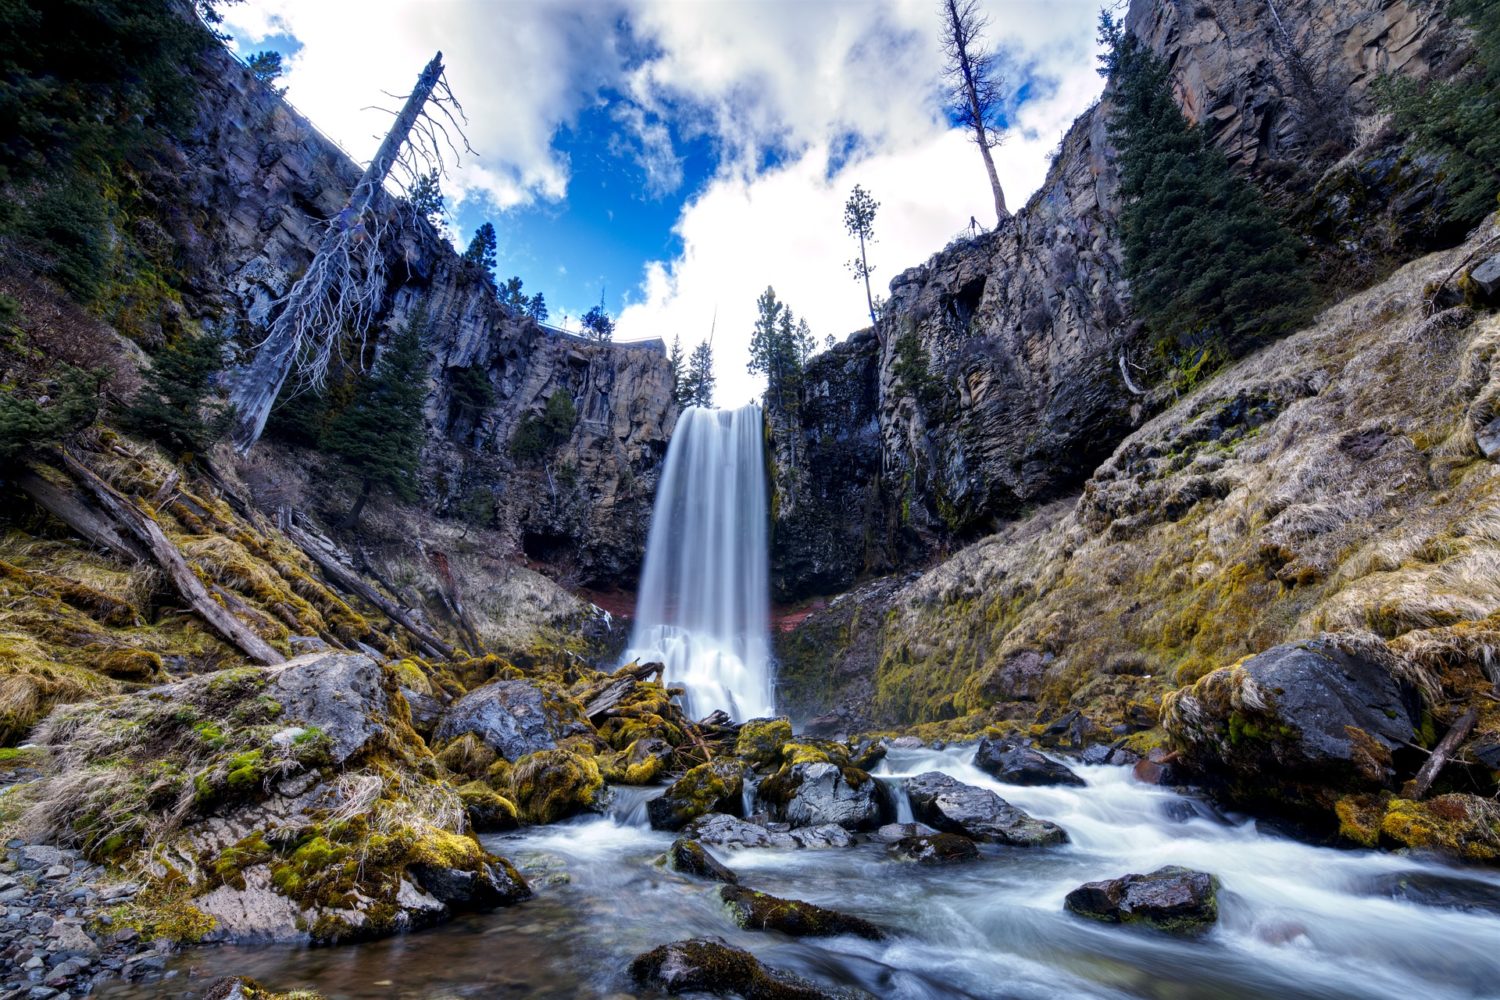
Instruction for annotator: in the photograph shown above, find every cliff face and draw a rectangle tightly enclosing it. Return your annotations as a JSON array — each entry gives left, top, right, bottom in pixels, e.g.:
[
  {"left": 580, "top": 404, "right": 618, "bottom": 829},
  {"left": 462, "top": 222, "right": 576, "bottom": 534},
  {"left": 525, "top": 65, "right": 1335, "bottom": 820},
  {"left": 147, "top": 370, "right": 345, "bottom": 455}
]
[
  {"left": 767, "top": 0, "right": 1461, "bottom": 601},
  {"left": 159, "top": 45, "right": 676, "bottom": 585}
]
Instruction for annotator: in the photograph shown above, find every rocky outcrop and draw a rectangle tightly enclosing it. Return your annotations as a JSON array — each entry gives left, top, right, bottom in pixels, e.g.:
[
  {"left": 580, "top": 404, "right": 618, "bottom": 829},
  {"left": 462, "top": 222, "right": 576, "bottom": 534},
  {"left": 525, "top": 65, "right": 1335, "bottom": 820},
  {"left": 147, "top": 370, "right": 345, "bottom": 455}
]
[
  {"left": 1064, "top": 866, "right": 1219, "bottom": 933},
  {"left": 903, "top": 772, "right": 1066, "bottom": 847},
  {"left": 161, "top": 45, "right": 675, "bottom": 584},
  {"left": 767, "top": 0, "right": 1461, "bottom": 601},
  {"left": 755, "top": 762, "right": 882, "bottom": 831},
  {"left": 1163, "top": 634, "right": 1422, "bottom": 813}
]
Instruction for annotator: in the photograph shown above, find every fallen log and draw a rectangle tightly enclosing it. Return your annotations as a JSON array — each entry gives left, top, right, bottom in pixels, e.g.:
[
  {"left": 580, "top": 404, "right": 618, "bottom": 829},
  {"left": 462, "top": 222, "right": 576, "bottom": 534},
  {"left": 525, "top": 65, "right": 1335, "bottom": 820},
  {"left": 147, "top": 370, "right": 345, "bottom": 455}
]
[
  {"left": 14, "top": 467, "right": 146, "bottom": 564},
  {"left": 285, "top": 523, "right": 454, "bottom": 662},
  {"left": 1412, "top": 706, "right": 1480, "bottom": 800},
  {"left": 429, "top": 549, "right": 482, "bottom": 657},
  {"left": 54, "top": 450, "right": 285, "bottom": 666}
]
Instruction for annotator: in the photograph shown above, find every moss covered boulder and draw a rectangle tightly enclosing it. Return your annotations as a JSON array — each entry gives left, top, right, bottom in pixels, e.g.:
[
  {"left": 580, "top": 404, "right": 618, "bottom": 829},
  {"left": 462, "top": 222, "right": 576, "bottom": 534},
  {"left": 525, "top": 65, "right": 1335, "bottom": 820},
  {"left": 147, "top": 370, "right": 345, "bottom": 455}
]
[
  {"left": 509, "top": 748, "right": 603, "bottom": 824},
  {"left": 629, "top": 937, "right": 866, "bottom": 999},
  {"left": 1163, "top": 634, "right": 1422, "bottom": 815},
  {"left": 662, "top": 837, "right": 738, "bottom": 884},
  {"left": 1064, "top": 866, "right": 1219, "bottom": 933},
  {"left": 647, "top": 760, "right": 744, "bottom": 831},
  {"left": 433, "top": 679, "right": 591, "bottom": 762},
  {"left": 720, "top": 885, "right": 886, "bottom": 940},
  {"left": 1378, "top": 794, "right": 1500, "bottom": 861},
  {"left": 735, "top": 717, "right": 793, "bottom": 767},
  {"left": 458, "top": 781, "right": 519, "bottom": 832},
  {"left": 888, "top": 832, "right": 980, "bottom": 865}
]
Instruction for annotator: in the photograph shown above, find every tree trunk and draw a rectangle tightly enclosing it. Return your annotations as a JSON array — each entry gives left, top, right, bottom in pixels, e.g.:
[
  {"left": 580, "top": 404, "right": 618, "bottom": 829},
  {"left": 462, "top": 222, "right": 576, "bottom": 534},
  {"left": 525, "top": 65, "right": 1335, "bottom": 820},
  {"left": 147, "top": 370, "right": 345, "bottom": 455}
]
[
  {"left": 229, "top": 53, "right": 446, "bottom": 452},
  {"left": 976, "top": 127, "right": 1008, "bottom": 224},
  {"left": 52, "top": 451, "right": 286, "bottom": 666},
  {"left": 859, "top": 232, "right": 876, "bottom": 326},
  {"left": 340, "top": 478, "right": 373, "bottom": 532},
  {"left": 1411, "top": 707, "right": 1479, "bottom": 799}
]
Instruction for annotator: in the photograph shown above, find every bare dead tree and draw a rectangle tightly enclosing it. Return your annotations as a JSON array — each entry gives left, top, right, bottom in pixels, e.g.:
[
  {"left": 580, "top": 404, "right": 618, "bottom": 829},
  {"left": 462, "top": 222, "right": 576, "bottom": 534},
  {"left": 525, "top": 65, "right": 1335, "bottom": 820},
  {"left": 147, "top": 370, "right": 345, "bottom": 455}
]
[
  {"left": 230, "top": 52, "right": 472, "bottom": 452},
  {"left": 940, "top": 0, "right": 1010, "bottom": 225}
]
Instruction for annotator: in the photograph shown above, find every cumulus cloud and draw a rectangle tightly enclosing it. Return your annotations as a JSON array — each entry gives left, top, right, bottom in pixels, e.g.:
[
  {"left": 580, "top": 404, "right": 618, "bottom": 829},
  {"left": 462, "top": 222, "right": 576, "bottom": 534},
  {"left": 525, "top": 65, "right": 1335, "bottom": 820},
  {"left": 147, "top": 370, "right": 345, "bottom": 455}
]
[{"left": 223, "top": 0, "right": 1105, "bottom": 400}]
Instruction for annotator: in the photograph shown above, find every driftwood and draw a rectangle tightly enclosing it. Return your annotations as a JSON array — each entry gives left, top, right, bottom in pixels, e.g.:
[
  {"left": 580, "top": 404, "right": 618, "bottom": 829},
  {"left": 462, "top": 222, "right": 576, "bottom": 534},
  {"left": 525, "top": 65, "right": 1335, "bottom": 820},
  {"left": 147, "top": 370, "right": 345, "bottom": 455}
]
[
  {"left": 1412, "top": 707, "right": 1480, "bottom": 800},
  {"left": 285, "top": 523, "right": 454, "bottom": 662},
  {"left": 53, "top": 451, "right": 285, "bottom": 666},
  {"left": 428, "top": 549, "right": 482, "bottom": 657},
  {"left": 577, "top": 661, "right": 664, "bottom": 719},
  {"left": 15, "top": 468, "right": 146, "bottom": 564}
]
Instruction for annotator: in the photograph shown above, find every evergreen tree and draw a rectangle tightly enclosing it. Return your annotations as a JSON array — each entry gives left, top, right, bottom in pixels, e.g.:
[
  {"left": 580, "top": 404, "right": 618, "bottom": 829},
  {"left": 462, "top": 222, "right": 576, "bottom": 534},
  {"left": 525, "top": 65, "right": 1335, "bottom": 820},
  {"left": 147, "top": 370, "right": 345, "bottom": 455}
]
[
  {"left": 407, "top": 170, "right": 443, "bottom": 225},
  {"left": 526, "top": 293, "right": 548, "bottom": 322},
  {"left": 668, "top": 335, "right": 688, "bottom": 407},
  {"left": 119, "top": 334, "right": 231, "bottom": 454},
  {"left": 0, "top": 364, "right": 102, "bottom": 461},
  {"left": 1377, "top": 0, "right": 1500, "bottom": 229},
  {"left": 461, "top": 223, "right": 497, "bottom": 286},
  {"left": 747, "top": 286, "right": 811, "bottom": 415},
  {"left": 246, "top": 50, "right": 286, "bottom": 96},
  {"left": 844, "top": 185, "right": 880, "bottom": 326},
  {"left": 499, "top": 275, "right": 528, "bottom": 313},
  {"left": 684, "top": 340, "right": 715, "bottom": 408},
  {"left": 580, "top": 303, "right": 614, "bottom": 342},
  {"left": 322, "top": 313, "right": 430, "bottom": 530},
  {"left": 1104, "top": 21, "right": 1311, "bottom": 373}
]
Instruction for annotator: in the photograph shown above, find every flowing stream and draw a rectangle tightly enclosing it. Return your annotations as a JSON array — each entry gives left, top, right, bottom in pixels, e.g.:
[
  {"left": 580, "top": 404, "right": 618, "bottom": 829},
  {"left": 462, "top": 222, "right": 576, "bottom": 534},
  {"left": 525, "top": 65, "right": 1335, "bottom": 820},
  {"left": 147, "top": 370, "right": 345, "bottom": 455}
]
[
  {"left": 623, "top": 404, "right": 774, "bottom": 721},
  {"left": 116, "top": 745, "right": 1500, "bottom": 999}
]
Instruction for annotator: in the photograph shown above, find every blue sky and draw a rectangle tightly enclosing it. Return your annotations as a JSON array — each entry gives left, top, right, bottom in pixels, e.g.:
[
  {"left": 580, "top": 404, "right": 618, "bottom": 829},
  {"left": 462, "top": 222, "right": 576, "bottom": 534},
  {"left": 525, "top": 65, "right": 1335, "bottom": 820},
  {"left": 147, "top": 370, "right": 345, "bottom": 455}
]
[{"left": 224, "top": 0, "right": 1106, "bottom": 404}]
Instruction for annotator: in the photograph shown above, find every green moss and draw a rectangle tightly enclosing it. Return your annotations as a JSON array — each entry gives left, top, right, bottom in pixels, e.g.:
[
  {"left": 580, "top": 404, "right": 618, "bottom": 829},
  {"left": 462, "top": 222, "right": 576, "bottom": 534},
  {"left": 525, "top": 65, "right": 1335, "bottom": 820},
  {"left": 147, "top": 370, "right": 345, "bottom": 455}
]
[
  {"left": 734, "top": 718, "right": 792, "bottom": 767},
  {"left": 508, "top": 749, "right": 603, "bottom": 824}
]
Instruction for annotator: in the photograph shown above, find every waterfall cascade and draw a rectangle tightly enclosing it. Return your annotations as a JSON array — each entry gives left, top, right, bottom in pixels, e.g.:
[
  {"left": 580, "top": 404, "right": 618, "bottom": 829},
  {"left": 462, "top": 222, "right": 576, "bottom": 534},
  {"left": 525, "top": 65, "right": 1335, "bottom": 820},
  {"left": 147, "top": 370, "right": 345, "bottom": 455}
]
[{"left": 624, "top": 404, "right": 774, "bottom": 721}]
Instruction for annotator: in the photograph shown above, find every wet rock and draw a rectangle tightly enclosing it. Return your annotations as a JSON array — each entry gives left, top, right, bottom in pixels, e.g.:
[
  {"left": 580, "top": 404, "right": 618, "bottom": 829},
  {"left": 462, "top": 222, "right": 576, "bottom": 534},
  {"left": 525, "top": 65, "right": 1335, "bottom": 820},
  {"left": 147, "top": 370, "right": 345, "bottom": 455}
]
[
  {"left": 202, "top": 975, "right": 328, "bottom": 999},
  {"left": 1162, "top": 634, "right": 1420, "bottom": 812},
  {"left": 433, "top": 679, "right": 589, "bottom": 763},
  {"left": 973, "top": 738, "right": 1085, "bottom": 787},
  {"left": 872, "top": 822, "right": 939, "bottom": 843},
  {"left": 719, "top": 885, "right": 886, "bottom": 940},
  {"left": 401, "top": 688, "right": 444, "bottom": 737},
  {"left": 629, "top": 937, "right": 866, "bottom": 999},
  {"left": 683, "top": 814, "right": 854, "bottom": 851},
  {"left": 1364, "top": 871, "right": 1500, "bottom": 916},
  {"left": 1132, "top": 749, "right": 1180, "bottom": 786},
  {"left": 1065, "top": 866, "right": 1219, "bottom": 933},
  {"left": 756, "top": 763, "right": 880, "bottom": 831},
  {"left": 888, "top": 832, "right": 980, "bottom": 865},
  {"left": 648, "top": 761, "right": 745, "bottom": 831},
  {"left": 903, "top": 772, "right": 1067, "bottom": 846},
  {"left": 662, "top": 839, "right": 738, "bottom": 884},
  {"left": 457, "top": 781, "right": 519, "bottom": 832},
  {"left": 258, "top": 652, "right": 391, "bottom": 766},
  {"left": 887, "top": 736, "right": 924, "bottom": 750},
  {"left": 410, "top": 857, "right": 531, "bottom": 911}
]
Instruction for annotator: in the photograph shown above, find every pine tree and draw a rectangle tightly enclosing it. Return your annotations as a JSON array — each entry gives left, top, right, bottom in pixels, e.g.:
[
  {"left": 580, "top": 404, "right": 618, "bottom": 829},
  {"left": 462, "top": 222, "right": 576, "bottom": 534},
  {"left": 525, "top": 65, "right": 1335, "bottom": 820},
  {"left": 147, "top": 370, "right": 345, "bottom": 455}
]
[
  {"left": 580, "top": 303, "right": 614, "bottom": 342},
  {"left": 246, "top": 50, "right": 287, "bottom": 96},
  {"left": 119, "top": 334, "right": 231, "bottom": 454},
  {"left": 526, "top": 292, "right": 548, "bottom": 322},
  {"left": 1377, "top": 0, "right": 1500, "bottom": 229},
  {"left": 844, "top": 185, "right": 880, "bottom": 326},
  {"left": 407, "top": 170, "right": 443, "bottom": 225},
  {"left": 322, "top": 313, "right": 430, "bottom": 530},
  {"left": 684, "top": 340, "right": 715, "bottom": 408},
  {"left": 668, "top": 335, "right": 688, "bottom": 407},
  {"left": 747, "top": 286, "right": 812, "bottom": 415},
  {"left": 499, "top": 275, "right": 528, "bottom": 313},
  {"left": 461, "top": 223, "right": 497, "bottom": 286},
  {"left": 1105, "top": 24, "right": 1311, "bottom": 373}
]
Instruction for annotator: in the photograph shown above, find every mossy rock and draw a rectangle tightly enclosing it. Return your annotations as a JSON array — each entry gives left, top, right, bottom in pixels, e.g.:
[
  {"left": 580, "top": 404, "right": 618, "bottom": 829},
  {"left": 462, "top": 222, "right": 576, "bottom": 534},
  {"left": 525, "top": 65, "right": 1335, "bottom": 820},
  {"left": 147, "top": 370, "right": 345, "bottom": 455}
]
[
  {"left": 647, "top": 760, "right": 744, "bottom": 831},
  {"left": 1379, "top": 794, "right": 1500, "bottom": 861},
  {"left": 601, "top": 737, "right": 671, "bottom": 785},
  {"left": 93, "top": 648, "right": 163, "bottom": 681},
  {"left": 509, "top": 749, "right": 603, "bottom": 824},
  {"left": 660, "top": 838, "right": 738, "bottom": 884},
  {"left": 201, "top": 977, "right": 325, "bottom": 1000},
  {"left": 458, "top": 781, "right": 518, "bottom": 832},
  {"left": 735, "top": 718, "right": 793, "bottom": 767},
  {"left": 434, "top": 732, "right": 498, "bottom": 779},
  {"left": 719, "top": 885, "right": 885, "bottom": 940}
]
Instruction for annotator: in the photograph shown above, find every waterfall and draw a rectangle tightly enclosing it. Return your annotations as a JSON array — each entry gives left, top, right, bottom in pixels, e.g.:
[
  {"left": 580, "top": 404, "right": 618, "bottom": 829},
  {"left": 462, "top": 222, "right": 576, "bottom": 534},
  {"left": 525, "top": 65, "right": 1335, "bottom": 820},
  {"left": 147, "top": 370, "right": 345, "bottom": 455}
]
[{"left": 625, "top": 404, "right": 774, "bottom": 722}]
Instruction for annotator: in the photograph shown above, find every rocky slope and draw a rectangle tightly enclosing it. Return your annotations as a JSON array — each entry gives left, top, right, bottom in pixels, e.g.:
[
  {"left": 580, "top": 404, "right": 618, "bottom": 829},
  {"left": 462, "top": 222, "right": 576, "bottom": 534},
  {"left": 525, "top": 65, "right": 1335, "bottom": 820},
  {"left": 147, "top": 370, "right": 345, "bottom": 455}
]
[
  {"left": 778, "top": 219, "right": 1500, "bottom": 854},
  {"left": 164, "top": 44, "right": 676, "bottom": 585},
  {"left": 769, "top": 0, "right": 1466, "bottom": 600}
]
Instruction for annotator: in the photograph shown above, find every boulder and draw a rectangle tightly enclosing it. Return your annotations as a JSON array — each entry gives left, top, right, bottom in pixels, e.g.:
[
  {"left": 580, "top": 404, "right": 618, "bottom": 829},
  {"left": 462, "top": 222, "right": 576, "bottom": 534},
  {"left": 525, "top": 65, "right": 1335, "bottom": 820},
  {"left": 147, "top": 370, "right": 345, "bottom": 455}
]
[
  {"left": 973, "top": 738, "right": 1085, "bottom": 787},
  {"left": 888, "top": 832, "right": 979, "bottom": 865},
  {"left": 872, "top": 821, "right": 939, "bottom": 843},
  {"left": 736, "top": 718, "right": 794, "bottom": 766},
  {"left": 630, "top": 938, "right": 867, "bottom": 999},
  {"left": 756, "top": 762, "right": 881, "bottom": 830},
  {"left": 433, "top": 679, "right": 590, "bottom": 763},
  {"left": 719, "top": 885, "right": 885, "bottom": 940},
  {"left": 1064, "top": 866, "right": 1219, "bottom": 933},
  {"left": 457, "top": 781, "right": 518, "bottom": 832},
  {"left": 903, "top": 772, "right": 1066, "bottom": 846},
  {"left": 410, "top": 856, "right": 530, "bottom": 910},
  {"left": 648, "top": 760, "right": 745, "bottom": 831},
  {"left": 1162, "top": 634, "right": 1420, "bottom": 812},
  {"left": 683, "top": 813, "right": 854, "bottom": 851},
  {"left": 509, "top": 749, "right": 604, "bottom": 824},
  {"left": 1363, "top": 871, "right": 1500, "bottom": 917},
  {"left": 662, "top": 838, "right": 738, "bottom": 884}
]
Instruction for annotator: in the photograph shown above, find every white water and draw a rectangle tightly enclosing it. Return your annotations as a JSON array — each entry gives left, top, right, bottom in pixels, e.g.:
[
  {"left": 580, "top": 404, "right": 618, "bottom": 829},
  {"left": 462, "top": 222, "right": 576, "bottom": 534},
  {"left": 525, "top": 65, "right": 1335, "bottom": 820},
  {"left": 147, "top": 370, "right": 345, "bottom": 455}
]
[{"left": 624, "top": 404, "right": 774, "bottom": 721}]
